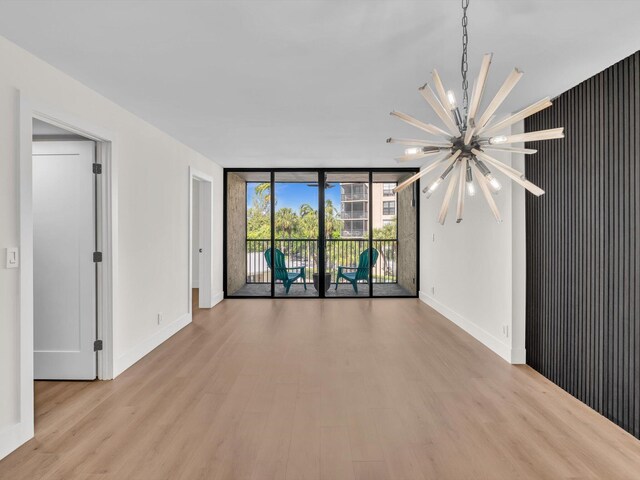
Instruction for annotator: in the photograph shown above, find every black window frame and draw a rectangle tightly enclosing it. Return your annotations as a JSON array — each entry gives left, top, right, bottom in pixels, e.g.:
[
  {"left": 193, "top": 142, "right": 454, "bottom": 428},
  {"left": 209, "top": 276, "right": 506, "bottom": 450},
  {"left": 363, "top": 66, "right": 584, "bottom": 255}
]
[{"left": 223, "top": 168, "right": 419, "bottom": 299}]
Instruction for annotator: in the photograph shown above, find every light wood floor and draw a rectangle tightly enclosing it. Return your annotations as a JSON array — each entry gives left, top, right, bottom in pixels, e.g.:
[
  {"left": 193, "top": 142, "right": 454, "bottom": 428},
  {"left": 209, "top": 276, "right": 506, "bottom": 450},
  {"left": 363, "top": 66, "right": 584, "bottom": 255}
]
[{"left": 2, "top": 293, "right": 640, "bottom": 479}]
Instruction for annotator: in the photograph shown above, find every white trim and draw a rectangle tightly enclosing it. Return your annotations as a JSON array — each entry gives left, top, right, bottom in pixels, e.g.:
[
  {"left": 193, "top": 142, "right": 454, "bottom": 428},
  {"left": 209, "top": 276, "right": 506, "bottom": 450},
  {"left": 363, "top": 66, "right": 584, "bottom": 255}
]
[
  {"left": 510, "top": 121, "right": 527, "bottom": 366},
  {"left": 14, "top": 94, "right": 35, "bottom": 460},
  {"left": 211, "top": 291, "right": 224, "bottom": 308},
  {"left": 189, "top": 167, "right": 215, "bottom": 310},
  {"left": 0, "top": 423, "right": 32, "bottom": 461},
  {"left": 511, "top": 348, "right": 527, "bottom": 364},
  {"left": 4, "top": 93, "right": 117, "bottom": 460},
  {"left": 113, "top": 313, "right": 192, "bottom": 377},
  {"left": 419, "top": 291, "right": 512, "bottom": 363},
  {"left": 96, "top": 140, "right": 116, "bottom": 380}
]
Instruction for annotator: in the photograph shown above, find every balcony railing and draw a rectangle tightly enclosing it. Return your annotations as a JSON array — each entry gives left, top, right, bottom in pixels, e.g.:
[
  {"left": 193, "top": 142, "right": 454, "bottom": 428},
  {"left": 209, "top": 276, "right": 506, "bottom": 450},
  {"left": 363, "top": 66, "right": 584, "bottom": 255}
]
[
  {"left": 341, "top": 193, "right": 368, "bottom": 201},
  {"left": 246, "top": 238, "right": 397, "bottom": 284},
  {"left": 340, "top": 210, "right": 368, "bottom": 219}
]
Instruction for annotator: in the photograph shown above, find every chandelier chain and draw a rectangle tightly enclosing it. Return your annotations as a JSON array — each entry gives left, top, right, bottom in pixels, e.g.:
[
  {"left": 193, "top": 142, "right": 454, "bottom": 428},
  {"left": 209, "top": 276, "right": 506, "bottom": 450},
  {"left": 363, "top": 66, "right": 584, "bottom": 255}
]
[{"left": 461, "top": 0, "right": 469, "bottom": 113}]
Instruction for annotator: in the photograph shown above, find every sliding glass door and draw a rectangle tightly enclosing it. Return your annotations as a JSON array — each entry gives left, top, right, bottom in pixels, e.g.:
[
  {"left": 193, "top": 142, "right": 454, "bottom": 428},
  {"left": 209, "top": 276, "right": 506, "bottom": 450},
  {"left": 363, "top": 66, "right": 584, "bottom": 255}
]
[{"left": 224, "top": 169, "right": 418, "bottom": 298}]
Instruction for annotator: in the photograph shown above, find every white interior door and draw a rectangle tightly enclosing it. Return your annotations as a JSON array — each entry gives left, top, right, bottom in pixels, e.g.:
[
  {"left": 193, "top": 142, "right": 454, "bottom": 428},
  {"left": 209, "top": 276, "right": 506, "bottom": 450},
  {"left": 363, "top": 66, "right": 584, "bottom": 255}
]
[
  {"left": 197, "top": 178, "right": 212, "bottom": 308},
  {"left": 33, "top": 140, "right": 97, "bottom": 380}
]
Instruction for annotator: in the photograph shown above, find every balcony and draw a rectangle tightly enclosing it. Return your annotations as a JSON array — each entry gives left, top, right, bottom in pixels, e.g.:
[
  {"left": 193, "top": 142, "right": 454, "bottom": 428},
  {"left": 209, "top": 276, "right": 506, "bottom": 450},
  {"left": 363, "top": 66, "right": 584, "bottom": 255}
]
[
  {"left": 225, "top": 170, "right": 417, "bottom": 298},
  {"left": 241, "top": 238, "right": 407, "bottom": 296}
]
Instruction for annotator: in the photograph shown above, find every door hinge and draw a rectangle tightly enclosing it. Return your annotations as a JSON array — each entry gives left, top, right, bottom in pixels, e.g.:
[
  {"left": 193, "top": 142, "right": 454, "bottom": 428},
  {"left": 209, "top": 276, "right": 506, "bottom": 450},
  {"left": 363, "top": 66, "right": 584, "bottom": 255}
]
[
  {"left": 93, "top": 252, "right": 103, "bottom": 262},
  {"left": 94, "top": 339, "right": 103, "bottom": 351},
  {"left": 92, "top": 163, "right": 102, "bottom": 174}
]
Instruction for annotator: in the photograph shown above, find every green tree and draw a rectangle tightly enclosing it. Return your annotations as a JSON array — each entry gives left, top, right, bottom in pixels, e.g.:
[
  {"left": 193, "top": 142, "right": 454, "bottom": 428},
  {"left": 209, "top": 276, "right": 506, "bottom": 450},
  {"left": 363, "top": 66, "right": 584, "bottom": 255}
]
[
  {"left": 275, "top": 207, "right": 297, "bottom": 238},
  {"left": 373, "top": 219, "right": 397, "bottom": 240},
  {"left": 246, "top": 184, "right": 271, "bottom": 240},
  {"left": 297, "top": 203, "right": 318, "bottom": 238},
  {"left": 254, "top": 182, "right": 271, "bottom": 205},
  {"left": 246, "top": 184, "right": 343, "bottom": 240},
  {"left": 324, "top": 199, "right": 342, "bottom": 239}
]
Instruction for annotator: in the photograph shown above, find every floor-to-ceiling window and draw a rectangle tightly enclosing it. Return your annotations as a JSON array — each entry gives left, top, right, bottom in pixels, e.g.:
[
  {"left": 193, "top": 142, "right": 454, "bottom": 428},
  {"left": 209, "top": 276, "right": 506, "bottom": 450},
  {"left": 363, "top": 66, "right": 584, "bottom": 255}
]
[
  {"left": 224, "top": 169, "right": 418, "bottom": 298},
  {"left": 273, "top": 172, "right": 320, "bottom": 297},
  {"left": 226, "top": 171, "right": 271, "bottom": 297},
  {"left": 372, "top": 172, "right": 417, "bottom": 297},
  {"left": 325, "top": 172, "right": 370, "bottom": 297}
]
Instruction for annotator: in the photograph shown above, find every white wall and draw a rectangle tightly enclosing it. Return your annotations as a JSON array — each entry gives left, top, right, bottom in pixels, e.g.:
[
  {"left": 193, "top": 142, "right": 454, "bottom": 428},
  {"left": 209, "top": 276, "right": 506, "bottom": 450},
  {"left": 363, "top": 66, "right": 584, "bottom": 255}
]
[
  {"left": 419, "top": 122, "right": 526, "bottom": 364},
  {"left": 0, "top": 35, "right": 224, "bottom": 457},
  {"left": 192, "top": 179, "right": 200, "bottom": 287}
]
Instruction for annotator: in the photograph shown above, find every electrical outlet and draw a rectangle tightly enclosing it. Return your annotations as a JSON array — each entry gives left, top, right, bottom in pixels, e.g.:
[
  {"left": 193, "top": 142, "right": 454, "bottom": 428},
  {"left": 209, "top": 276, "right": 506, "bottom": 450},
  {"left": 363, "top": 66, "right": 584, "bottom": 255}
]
[
  {"left": 431, "top": 286, "right": 435, "bottom": 295},
  {"left": 432, "top": 233, "right": 436, "bottom": 242},
  {"left": 157, "top": 312, "right": 163, "bottom": 325},
  {"left": 502, "top": 324, "right": 509, "bottom": 338}
]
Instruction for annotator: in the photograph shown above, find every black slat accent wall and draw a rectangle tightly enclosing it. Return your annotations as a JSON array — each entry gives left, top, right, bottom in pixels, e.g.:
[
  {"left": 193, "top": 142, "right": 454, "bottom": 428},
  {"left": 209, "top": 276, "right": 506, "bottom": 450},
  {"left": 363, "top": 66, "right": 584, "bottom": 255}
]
[{"left": 525, "top": 51, "right": 640, "bottom": 438}]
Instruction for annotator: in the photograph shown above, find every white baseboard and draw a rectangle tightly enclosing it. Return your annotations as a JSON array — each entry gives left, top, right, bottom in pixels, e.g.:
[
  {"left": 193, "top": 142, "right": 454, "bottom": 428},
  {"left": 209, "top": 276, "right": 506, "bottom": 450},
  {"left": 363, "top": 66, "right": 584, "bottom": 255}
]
[
  {"left": 211, "top": 290, "right": 224, "bottom": 307},
  {"left": 0, "top": 421, "right": 33, "bottom": 461},
  {"left": 113, "top": 312, "right": 192, "bottom": 378},
  {"left": 419, "top": 291, "right": 513, "bottom": 363},
  {"left": 510, "top": 348, "right": 526, "bottom": 364}
]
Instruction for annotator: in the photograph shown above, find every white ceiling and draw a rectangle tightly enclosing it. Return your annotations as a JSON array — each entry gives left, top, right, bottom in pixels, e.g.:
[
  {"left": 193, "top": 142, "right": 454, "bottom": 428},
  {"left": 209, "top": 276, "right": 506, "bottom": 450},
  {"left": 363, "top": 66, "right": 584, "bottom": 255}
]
[{"left": 1, "top": 0, "right": 638, "bottom": 167}]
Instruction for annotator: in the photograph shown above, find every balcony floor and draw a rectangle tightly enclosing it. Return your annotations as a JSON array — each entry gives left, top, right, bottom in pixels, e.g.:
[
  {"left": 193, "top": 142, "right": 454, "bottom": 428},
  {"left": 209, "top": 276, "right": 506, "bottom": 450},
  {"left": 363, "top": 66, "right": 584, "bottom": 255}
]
[{"left": 229, "top": 282, "right": 413, "bottom": 297}]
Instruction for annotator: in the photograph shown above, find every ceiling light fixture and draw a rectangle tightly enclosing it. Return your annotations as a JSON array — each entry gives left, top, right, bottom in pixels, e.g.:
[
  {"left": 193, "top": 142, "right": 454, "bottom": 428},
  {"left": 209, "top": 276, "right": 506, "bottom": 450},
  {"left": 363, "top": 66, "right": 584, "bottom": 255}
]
[{"left": 387, "top": 0, "right": 564, "bottom": 224}]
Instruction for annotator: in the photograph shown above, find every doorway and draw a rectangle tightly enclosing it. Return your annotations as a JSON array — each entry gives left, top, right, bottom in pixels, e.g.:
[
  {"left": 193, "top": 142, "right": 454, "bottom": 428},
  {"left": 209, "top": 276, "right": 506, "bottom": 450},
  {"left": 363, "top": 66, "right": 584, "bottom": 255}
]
[
  {"left": 224, "top": 169, "right": 420, "bottom": 298},
  {"left": 16, "top": 96, "right": 115, "bottom": 450},
  {"left": 189, "top": 168, "right": 214, "bottom": 312},
  {"left": 33, "top": 137, "right": 98, "bottom": 380}
]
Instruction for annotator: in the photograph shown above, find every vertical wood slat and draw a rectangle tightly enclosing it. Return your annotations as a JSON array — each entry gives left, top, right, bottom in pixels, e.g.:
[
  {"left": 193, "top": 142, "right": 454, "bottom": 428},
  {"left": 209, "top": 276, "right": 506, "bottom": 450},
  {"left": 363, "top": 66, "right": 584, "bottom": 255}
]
[{"left": 525, "top": 51, "right": 640, "bottom": 439}]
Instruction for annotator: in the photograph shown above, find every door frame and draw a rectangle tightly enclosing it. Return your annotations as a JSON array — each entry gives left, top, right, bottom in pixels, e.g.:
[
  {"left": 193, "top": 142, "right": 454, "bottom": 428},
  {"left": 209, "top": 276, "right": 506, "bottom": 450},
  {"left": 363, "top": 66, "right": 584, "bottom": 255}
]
[
  {"left": 222, "top": 167, "right": 421, "bottom": 299},
  {"left": 189, "top": 167, "right": 214, "bottom": 311},
  {"left": 16, "top": 93, "right": 116, "bottom": 447}
]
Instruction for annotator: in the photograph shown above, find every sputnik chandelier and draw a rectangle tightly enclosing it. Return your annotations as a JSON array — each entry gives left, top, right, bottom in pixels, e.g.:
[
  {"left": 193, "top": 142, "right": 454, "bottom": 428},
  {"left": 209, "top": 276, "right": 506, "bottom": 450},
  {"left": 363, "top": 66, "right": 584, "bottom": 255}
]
[{"left": 388, "top": 0, "right": 564, "bottom": 224}]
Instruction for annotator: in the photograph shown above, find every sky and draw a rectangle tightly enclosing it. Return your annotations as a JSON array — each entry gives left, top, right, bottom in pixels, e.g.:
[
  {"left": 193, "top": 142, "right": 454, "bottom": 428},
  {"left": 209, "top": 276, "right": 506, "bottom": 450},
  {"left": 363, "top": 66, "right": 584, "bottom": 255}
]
[{"left": 247, "top": 182, "right": 341, "bottom": 212}]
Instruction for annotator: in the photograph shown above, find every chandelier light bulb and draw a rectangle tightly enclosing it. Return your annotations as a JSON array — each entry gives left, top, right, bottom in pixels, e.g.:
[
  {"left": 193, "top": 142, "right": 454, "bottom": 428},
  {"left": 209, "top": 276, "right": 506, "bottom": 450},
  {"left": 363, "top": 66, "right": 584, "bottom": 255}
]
[
  {"left": 446, "top": 90, "right": 457, "bottom": 109},
  {"left": 425, "top": 178, "right": 443, "bottom": 198},
  {"left": 465, "top": 163, "right": 476, "bottom": 196},
  {"left": 466, "top": 180, "right": 476, "bottom": 196},
  {"left": 404, "top": 147, "right": 423, "bottom": 155},
  {"left": 487, "top": 175, "right": 502, "bottom": 192},
  {"left": 489, "top": 135, "right": 508, "bottom": 144}
]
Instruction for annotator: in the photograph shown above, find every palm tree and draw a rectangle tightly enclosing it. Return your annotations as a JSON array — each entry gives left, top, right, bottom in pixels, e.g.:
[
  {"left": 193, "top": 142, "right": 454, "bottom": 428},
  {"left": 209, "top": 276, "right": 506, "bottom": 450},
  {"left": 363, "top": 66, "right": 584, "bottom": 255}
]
[
  {"left": 299, "top": 203, "right": 314, "bottom": 218},
  {"left": 324, "top": 199, "right": 342, "bottom": 238},
  {"left": 254, "top": 182, "right": 272, "bottom": 206},
  {"left": 275, "top": 207, "right": 297, "bottom": 238}
]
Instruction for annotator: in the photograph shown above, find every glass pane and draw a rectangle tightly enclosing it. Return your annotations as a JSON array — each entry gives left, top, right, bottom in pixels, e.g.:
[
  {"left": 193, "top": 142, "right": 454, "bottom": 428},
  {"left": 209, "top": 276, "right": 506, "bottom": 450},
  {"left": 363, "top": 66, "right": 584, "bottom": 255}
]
[
  {"left": 325, "top": 172, "right": 370, "bottom": 297},
  {"left": 273, "top": 172, "right": 319, "bottom": 297},
  {"left": 227, "top": 171, "right": 271, "bottom": 297},
  {"left": 372, "top": 172, "right": 417, "bottom": 297}
]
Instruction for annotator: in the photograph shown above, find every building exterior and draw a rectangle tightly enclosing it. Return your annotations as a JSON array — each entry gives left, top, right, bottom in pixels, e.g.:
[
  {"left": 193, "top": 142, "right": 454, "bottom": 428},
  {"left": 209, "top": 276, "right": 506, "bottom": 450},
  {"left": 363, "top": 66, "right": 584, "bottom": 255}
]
[{"left": 340, "top": 182, "right": 397, "bottom": 237}]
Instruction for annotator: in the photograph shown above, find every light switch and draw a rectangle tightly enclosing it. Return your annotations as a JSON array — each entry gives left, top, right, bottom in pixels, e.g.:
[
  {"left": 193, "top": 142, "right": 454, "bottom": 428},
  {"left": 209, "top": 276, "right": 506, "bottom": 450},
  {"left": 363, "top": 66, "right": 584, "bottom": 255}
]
[{"left": 6, "top": 247, "right": 18, "bottom": 269}]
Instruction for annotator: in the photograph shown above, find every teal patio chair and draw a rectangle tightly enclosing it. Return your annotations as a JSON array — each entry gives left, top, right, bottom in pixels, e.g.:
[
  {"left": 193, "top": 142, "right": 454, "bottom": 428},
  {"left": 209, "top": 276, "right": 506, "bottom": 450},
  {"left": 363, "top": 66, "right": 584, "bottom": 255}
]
[
  {"left": 265, "top": 248, "right": 306, "bottom": 294},
  {"left": 335, "top": 248, "right": 378, "bottom": 294}
]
